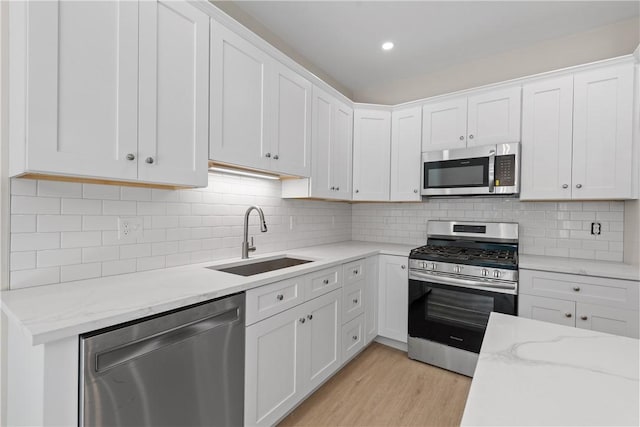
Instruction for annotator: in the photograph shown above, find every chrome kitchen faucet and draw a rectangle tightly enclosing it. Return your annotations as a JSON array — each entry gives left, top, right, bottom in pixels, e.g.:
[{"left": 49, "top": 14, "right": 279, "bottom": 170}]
[{"left": 242, "top": 206, "right": 268, "bottom": 259}]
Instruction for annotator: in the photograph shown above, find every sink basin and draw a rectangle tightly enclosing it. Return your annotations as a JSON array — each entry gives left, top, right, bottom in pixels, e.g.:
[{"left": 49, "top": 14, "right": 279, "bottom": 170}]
[{"left": 208, "top": 257, "right": 313, "bottom": 276}]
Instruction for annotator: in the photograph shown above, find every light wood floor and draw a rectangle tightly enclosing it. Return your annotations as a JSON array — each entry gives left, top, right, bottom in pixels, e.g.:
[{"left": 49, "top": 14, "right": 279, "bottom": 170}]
[{"left": 278, "top": 342, "right": 472, "bottom": 427}]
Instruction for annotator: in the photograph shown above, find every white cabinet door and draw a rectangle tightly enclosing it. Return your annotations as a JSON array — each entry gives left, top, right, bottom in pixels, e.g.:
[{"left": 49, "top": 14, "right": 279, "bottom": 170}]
[
  {"left": 520, "top": 75, "right": 574, "bottom": 200},
  {"left": 352, "top": 108, "right": 391, "bottom": 201},
  {"left": 378, "top": 255, "right": 408, "bottom": 343},
  {"left": 245, "top": 303, "right": 305, "bottom": 427},
  {"left": 310, "top": 86, "right": 334, "bottom": 199},
  {"left": 390, "top": 107, "right": 422, "bottom": 201},
  {"left": 138, "top": 0, "right": 209, "bottom": 187},
  {"left": 467, "top": 86, "right": 521, "bottom": 147},
  {"left": 25, "top": 1, "right": 139, "bottom": 180},
  {"left": 364, "top": 256, "right": 379, "bottom": 344},
  {"left": 341, "top": 314, "right": 365, "bottom": 362},
  {"left": 302, "top": 290, "right": 341, "bottom": 393},
  {"left": 271, "top": 63, "right": 312, "bottom": 177},
  {"left": 576, "top": 303, "right": 639, "bottom": 338},
  {"left": 572, "top": 64, "right": 634, "bottom": 199},
  {"left": 421, "top": 97, "right": 467, "bottom": 151},
  {"left": 210, "top": 21, "right": 272, "bottom": 171},
  {"left": 518, "top": 294, "right": 576, "bottom": 327},
  {"left": 331, "top": 100, "right": 354, "bottom": 200}
]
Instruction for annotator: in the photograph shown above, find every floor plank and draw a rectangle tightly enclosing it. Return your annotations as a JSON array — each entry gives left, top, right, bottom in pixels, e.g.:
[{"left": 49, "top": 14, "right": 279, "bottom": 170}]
[{"left": 278, "top": 342, "right": 472, "bottom": 426}]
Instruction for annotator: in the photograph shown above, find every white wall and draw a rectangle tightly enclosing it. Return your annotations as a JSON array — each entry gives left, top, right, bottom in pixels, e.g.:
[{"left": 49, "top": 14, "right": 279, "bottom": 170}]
[
  {"left": 354, "top": 17, "right": 640, "bottom": 104},
  {"left": 353, "top": 199, "right": 625, "bottom": 262},
  {"left": 8, "top": 174, "right": 352, "bottom": 289}
]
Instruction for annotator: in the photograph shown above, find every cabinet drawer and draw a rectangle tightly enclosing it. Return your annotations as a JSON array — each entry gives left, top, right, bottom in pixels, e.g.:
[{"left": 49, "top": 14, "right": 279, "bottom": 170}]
[
  {"left": 306, "top": 267, "right": 342, "bottom": 300},
  {"left": 342, "top": 280, "right": 364, "bottom": 324},
  {"left": 246, "top": 277, "right": 305, "bottom": 325},
  {"left": 520, "top": 270, "right": 639, "bottom": 309},
  {"left": 343, "top": 259, "right": 365, "bottom": 286},
  {"left": 341, "top": 314, "right": 364, "bottom": 363},
  {"left": 576, "top": 303, "right": 639, "bottom": 339},
  {"left": 519, "top": 294, "right": 575, "bottom": 327}
]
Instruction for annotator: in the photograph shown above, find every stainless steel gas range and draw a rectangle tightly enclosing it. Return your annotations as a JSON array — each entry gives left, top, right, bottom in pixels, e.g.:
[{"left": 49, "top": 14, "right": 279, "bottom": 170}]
[{"left": 407, "top": 221, "right": 518, "bottom": 377}]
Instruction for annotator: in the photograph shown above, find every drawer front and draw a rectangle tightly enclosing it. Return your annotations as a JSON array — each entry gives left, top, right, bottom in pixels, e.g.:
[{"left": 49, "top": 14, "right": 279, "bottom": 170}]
[
  {"left": 341, "top": 314, "right": 364, "bottom": 363},
  {"left": 519, "top": 294, "right": 576, "bottom": 327},
  {"left": 306, "top": 267, "right": 342, "bottom": 300},
  {"left": 246, "top": 277, "right": 305, "bottom": 325},
  {"left": 342, "top": 280, "right": 364, "bottom": 324},
  {"left": 343, "top": 259, "right": 365, "bottom": 287},
  {"left": 576, "top": 303, "right": 639, "bottom": 339},
  {"left": 520, "top": 269, "right": 639, "bottom": 309}
]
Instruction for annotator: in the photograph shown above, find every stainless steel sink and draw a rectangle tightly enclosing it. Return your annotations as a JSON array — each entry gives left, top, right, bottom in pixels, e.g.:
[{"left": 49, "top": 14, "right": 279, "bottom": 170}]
[{"left": 207, "top": 257, "right": 313, "bottom": 277}]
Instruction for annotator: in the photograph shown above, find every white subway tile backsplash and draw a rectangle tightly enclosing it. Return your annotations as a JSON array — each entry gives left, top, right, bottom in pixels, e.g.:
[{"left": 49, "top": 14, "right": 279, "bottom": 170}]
[
  {"left": 82, "top": 216, "right": 119, "bottom": 231},
  {"left": 82, "top": 184, "right": 120, "bottom": 200},
  {"left": 137, "top": 202, "right": 166, "bottom": 216},
  {"left": 82, "top": 246, "right": 119, "bottom": 263},
  {"left": 60, "top": 263, "right": 101, "bottom": 282},
  {"left": 11, "top": 232, "right": 60, "bottom": 251},
  {"left": 137, "top": 256, "right": 166, "bottom": 271},
  {"left": 10, "top": 251, "right": 36, "bottom": 271},
  {"left": 11, "top": 179, "right": 37, "bottom": 196},
  {"left": 62, "top": 198, "right": 101, "bottom": 215},
  {"left": 102, "top": 259, "right": 136, "bottom": 277},
  {"left": 120, "top": 244, "right": 152, "bottom": 259},
  {"left": 10, "top": 267, "right": 60, "bottom": 289},
  {"left": 37, "top": 248, "right": 82, "bottom": 267},
  {"left": 37, "top": 181, "right": 82, "bottom": 198},
  {"left": 11, "top": 215, "right": 36, "bottom": 233},
  {"left": 11, "top": 196, "right": 61, "bottom": 214},
  {"left": 121, "top": 187, "right": 152, "bottom": 201},
  {"left": 61, "top": 231, "right": 102, "bottom": 248},
  {"left": 38, "top": 215, "right": 82, "bottom": 232},
  {"left": 102, "top": 200, "right": 136, "bottom": 216}
]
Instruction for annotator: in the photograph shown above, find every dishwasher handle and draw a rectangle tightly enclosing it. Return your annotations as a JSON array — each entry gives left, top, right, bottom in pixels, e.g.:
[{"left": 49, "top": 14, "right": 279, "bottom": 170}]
[{"left": 95, "top": 307, "right": 240, "bottom": 373}]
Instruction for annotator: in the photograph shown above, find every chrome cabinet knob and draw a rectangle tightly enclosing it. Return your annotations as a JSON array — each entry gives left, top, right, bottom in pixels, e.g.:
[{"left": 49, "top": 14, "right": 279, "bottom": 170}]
[
  {"left": 307, "top": 314, "right": 313, "bottom": 320},
  {"left": 576, "top": 184, "right": 582, "bottom": 189},
  {"left": 353, "top": 298, "right": 358, "bottom": 304},
  {"left": 276, "top": 294, "right": 284, "bottom": 301},
  {"left": 562, "top": 184, "right": 569, "bottom": 189},
  {"left": 468, "top": 134, "right": 474, "bottom": 139},
  {"left": 493, "top": 270, "right": 501, "bottom": 278},
  {"left": 580, "top": 315, "right": 588, "bottom": 321},
  {"left": 352, "top": 335, "right": 358, "bottom": 341},
  {"left": 323, "top": 279, "right": 329, "bottom": 285},
  {"left": 273, "top": 154, "right": 279, "bottom": 160},
  {"left": 481, "top": 269, "right": 488, "bottom": 277},
  {"left": 413, "top": 189, "right": 418, "bottom": 193},
  {"left": 353, "top": 269, "right": 359, "bottom": 275},
  {"left": 265, "top": 152, "right": 271, "bottom": 158},
  {"left": 336, "top": 186, "right": 339, "bottom": 191},
  {"left": 299, "top": 318, "right": 306, "bottom": 324},
  {"left": 459, "top": 136, "right": 464, "bottom": 140},
  {"left": 355, "top": 189, "right": 359, "bottom": 193},
  {"left": 145, "top": 157, "right": 154, "bottom": 164},
  {"left": 401, "top": 265, "right": 406, "bottom": 270},
  {"left": 126, "top": 153, "right": 136, "bottom": 161},
  {"left": 565, "top": 312, "right": 572, "bottom": 318},
  {"left": 430, "top": 263, "right": 437, "bottom": 270},
  {"left": 573, "top": 286, "right": 580, "bottom": 292},
  {"left": 330, "top": 186, "right": 336, "bottom": 191}
]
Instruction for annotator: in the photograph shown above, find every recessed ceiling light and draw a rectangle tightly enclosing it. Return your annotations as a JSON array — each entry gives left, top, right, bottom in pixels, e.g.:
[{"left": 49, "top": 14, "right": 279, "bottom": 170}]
[{"left": 382, "top": 42, "right": 394, "bottom": 51}]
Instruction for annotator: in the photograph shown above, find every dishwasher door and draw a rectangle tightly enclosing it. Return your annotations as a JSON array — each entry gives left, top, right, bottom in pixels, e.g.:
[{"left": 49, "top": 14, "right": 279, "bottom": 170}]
[{"left": 80, "top": 292, "right": 244, "bottom": 427}]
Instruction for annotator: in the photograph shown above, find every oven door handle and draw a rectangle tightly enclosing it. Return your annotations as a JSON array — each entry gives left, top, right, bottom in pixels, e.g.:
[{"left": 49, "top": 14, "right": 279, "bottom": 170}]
[{"left": 409, "top": 270, "right": 517, "bottom": 295}]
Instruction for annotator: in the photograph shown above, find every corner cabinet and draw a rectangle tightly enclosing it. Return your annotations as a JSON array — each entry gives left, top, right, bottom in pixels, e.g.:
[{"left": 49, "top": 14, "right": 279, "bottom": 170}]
[
  {"left": 378, "top": 255, "right": 409, "bottom": 343},
  {"left": 390, "top": 107, "right": 423, "bottom": 201},
  {"left": 210, "top": 21, "right": 311, "bottom": 177},
  {"left": 521, "top": 62, "right": 635, "bottom": 200},
  {"left": 9, "top": 0, "right": 209, "bottom": 187},
  {"left": 352, "top": 107, "right": 392, "bottom": 201}
]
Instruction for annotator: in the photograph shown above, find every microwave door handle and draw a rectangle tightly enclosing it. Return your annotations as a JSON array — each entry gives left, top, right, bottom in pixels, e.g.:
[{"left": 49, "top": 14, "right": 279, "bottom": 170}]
[{"left": 488, "top": 149, "right": 496, "bottom": 193}]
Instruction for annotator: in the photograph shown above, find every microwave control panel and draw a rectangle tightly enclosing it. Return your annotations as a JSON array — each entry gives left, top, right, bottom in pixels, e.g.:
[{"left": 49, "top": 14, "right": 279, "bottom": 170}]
[{"left": 494, "top": 155, "right": 516, "bottom": 187}]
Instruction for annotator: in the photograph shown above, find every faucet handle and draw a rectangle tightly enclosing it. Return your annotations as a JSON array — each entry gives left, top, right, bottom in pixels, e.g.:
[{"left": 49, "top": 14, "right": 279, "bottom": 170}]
[{"left": 248, "top": 236, "right": 256, "bottom": 252}]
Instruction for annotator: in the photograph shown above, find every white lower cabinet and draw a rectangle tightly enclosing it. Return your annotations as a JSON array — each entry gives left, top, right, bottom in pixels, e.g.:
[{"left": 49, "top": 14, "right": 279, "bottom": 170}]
[
  {"left": 364, "top": 256, "right": 379, "bottom": 344},
  {"left": 245, "top": 289, "right": 341, "bottom": 427},
  {"left": 519, "top": 269, "right": 640, "bottom": 338},
  {"left": 377, "top": 255, "right": 408, "bottom": 343}
]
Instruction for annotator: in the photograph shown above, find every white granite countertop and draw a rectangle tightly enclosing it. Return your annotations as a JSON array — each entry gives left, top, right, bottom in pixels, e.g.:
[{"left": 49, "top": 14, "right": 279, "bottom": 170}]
[
  {"left": 0, "top": 241, "right": 412, "bottom": 346},
  {"left": 519, "top": 254, "right": 639, "bottom": 281},
  {"left": 462, "top": 313, "right": 640, "bottom": 426}
]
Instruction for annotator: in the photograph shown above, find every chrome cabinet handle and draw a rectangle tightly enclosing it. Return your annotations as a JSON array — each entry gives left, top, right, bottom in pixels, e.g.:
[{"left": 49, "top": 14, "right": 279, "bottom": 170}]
[
  {"left": 565, "top": 312, "right": 572, "bottom": 318},
  {"left": 580, "top": 315, "right": 588, "bottom": 321},
  {"left": 401, "top": 265, "right": 406, "bottom": 269},
  {"left": 276, "top": 294, "right": 284, "bottom": 301},
  {"left": 307, "top": 314, "right": 313, "bottom": 320},
  {"left": 126, "top": 153, "right": 136, "bottom": 161},
  {"left": 273, "top": 154, "right": 279, "bottom": 160},
  {"left": 352, "top": 335, "right": 358, "bottom": 341},
  {"left": 265, "top": 153, "right": 271, "bottom": 158},
  {"left": 562, "top": 184, "right": 569, "bottom": 189},
  {"left": 459, "top": 136, "right": 464, "bottom": 141},
  {"left": 576, "top": 184, "right": 582, "bottom": 189},
  {"left": 145, "top": 157, "right": 154, "bottom": 164},
  {"left": 299, "top": 318, "right": 306, "bottom": 324},
  {"left": 323, "top": 279, "right": 329, "bottom": 284},
  {"left": 468, "top": 134, "right": 474, "bottom": 139},
  {"left": 573, "top": 286, "right": 580, "bottom": 292}
]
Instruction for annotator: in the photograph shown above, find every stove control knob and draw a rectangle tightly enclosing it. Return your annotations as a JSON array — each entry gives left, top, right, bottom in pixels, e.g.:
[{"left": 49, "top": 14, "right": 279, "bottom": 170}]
[
  {"left": 493, "top": 270, "right": 501, "bottom": 278},
  {"left": 455, "top": 265, "right": 463, "bottom": 273},
  {"left": 431, "top": 263, "right": 437, "bottom": 271},
  {"left": 481, "top": 269, "right": 489, "bottom": 277}
]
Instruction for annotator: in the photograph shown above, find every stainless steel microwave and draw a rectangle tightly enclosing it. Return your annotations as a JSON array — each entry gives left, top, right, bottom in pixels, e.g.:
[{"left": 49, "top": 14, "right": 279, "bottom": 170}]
[{"left": 422, "top": 143, "right": 520, "bottom": 196}]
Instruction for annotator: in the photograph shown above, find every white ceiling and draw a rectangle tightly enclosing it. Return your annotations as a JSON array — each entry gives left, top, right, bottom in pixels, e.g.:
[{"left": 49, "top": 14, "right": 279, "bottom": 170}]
[{"left": 233, "top": 1, "right": 640, "bottom": 94}]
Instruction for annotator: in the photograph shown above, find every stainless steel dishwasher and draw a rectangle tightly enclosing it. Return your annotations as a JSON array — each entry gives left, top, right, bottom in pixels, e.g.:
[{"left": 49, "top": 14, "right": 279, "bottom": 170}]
[{"left": 80, "top": 292, "right": 244, "bottom": 427}]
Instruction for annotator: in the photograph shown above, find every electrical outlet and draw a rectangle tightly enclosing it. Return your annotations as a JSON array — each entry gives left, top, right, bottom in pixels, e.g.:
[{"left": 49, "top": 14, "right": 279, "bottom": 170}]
[
  {"left": 591, "top": 222, "right": 601, "bottom": 235},
  {"left": 118, "top": 217, "right": 144, "bottom": 241}
]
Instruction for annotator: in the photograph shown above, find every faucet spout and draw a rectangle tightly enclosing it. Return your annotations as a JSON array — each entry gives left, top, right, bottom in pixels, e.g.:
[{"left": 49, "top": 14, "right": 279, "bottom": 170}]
[{"left": 242, "top": 206, "right": 268, "bottom": 259}]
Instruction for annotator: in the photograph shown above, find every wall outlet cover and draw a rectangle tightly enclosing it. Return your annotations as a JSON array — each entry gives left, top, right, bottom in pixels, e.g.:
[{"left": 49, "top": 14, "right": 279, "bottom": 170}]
[{"left": 118, "top": 217, "right": 144, "bottom": 241}]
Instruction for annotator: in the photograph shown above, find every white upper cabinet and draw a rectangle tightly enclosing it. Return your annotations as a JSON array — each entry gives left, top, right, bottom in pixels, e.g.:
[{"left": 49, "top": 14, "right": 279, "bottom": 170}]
[
  {"left": 521, "top": 75, "right": 574, "bottom": 200},
  {"left": 138, "top": 0, "right": 209, "bottom": 187},
  {"left": 271, "top": 62, "right": 312, "bottom": 177},
  {"left": 572, "top": 64, "right": 634, "bottom": 199},
  {"left": 9, "top": 0, "right": 209, "bottom": 187},
  {"left": 210, "top": 21, "right": 271, "bottom": 172},
  {"left": 421, "top": 86, "right": 521, "bottom": 151},
  {"left": 466, "top": 86, "right": 521, "bottom": 146},
  {"left": 210, "top": 21, "right": 312, "bottom": 177},
  {"left": 421, "top": 97, "right": 467, "bottom": 151},
  {"left": 352, "top": 108, "right": 391, "bottom": 201},
  {"left": 521, "top": 62, "right": 635, "bottom": 200},
  {"left": 331, "top": 100, "right": 355, "bottom": 200},
  {"left": 390, "top": 107, "right": 422, "bottom": 201}
]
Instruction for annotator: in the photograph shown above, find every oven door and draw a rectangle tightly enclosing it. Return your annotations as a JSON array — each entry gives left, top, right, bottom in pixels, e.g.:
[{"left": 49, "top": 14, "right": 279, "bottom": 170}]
[{"left": 408, "top": 277, "right": 516, "bottom": 353}]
